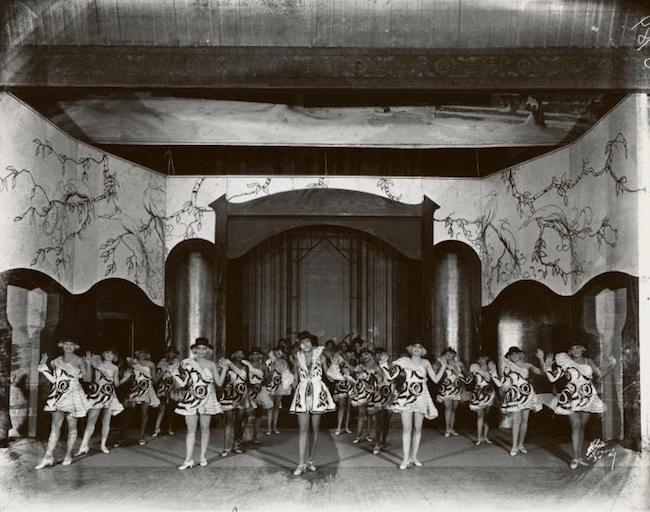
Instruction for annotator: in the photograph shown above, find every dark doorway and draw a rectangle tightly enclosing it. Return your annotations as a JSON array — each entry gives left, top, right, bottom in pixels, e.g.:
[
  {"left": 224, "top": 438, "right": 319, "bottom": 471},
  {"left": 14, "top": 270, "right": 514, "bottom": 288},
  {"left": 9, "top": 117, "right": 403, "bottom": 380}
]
[
  {"left": 96, "top": 313, "right": 135, "bottom": 357},
  {"left": 227, "top": 226, "right": 418, "bottom": 355}
]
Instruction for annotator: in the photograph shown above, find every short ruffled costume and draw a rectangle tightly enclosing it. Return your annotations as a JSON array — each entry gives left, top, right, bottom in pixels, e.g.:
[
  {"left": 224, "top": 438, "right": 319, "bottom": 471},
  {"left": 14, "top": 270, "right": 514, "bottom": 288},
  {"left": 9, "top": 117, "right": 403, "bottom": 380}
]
[
  {"left": 492, "top": 359, "right": 542, "bottom": 413},
  {"left": 265, "top": 362, "right": 293, "bottom": 397},
  {"left": 219, "top": 364, "right": 255, "bottom": 411},
  {"left": 382, "top": 357, "right": 438, "bottom": 420},
  {"left": 249, "top": 367, "right": 273, "bottom": 410},
  {"left": 39, "top": 358, "right": 91, "bottom": 418},
  {"left": 468, "top": 364, "right": 496, "bottom": 411},
  {"left": 289, "top": 346, "right": 336, "bottom": 414},
  {"left": 540, "top": 353, "right": 606, "bottom": 415},
  {"left": 326, "top": 353, "right": 353, "bottom": 400},
  {"left": 156, "top": 358, "right": 182, "bottom": 402},
  {"left": 87, "top": 364, "right": 124, "bottom": 416},
  {"left": 436, "top": 365, "right": 470, "bottom": 403},
  {"left": 174, "top": 359, "right": 222, "bottom": 416},
  {"left": 349, "top": 366, "right": 375, "bottom": 408},
  {"left": 367, "top": 370, "right": 392, "bottom": 413},
  {"left": 127, "top": 363, "right": 161, "bottom": 408}
]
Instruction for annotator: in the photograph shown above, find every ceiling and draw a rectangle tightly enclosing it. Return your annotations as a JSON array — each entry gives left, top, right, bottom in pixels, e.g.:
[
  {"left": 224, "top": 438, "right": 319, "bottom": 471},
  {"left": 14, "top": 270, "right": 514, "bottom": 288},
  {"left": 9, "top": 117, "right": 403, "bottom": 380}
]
[{"left": 2, "top": 0, "right": 643, "bottom": 176}]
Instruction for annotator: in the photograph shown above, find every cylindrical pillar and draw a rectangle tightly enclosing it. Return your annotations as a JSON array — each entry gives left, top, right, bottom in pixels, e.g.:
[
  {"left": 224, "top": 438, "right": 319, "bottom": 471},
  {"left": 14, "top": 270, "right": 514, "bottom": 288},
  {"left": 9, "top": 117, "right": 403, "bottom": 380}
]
[
  {"left": 431, "top": 241, "right": 481, "bottom": 363},
  {"left": 168, "top": 242, "right": 215, "bottom": 359}
]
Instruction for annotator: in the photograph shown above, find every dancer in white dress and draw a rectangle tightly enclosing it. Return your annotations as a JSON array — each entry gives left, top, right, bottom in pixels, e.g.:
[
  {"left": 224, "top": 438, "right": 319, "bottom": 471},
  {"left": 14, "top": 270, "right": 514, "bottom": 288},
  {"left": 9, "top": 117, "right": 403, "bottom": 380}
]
[
  {"left": 435, "top": 347, "right": 471, "bottom": 438},
  {"left": 153, "top": 346, "right": 181, "bottom": 438},
  {"left": 172, "top": 338, "right": 228, "bottom": 469},
  {"left": 489, "top": 346, "right": 544, "bottom": 456},
  {"left": 125, "top": 351, "right": 160, "bottom": 446},
  {"left": 289, "top": 331, "right": 335, "bottom": 476},
  {"left": 468, "top": 356, "right": 496, "bottom": 446},
  {"left": 77, "top": 348, "right": 129, "bottom": 455},
  {"left": 539, "top": 344, "right": 615, "bottom": 469},
  {"left": 35, "top": 339, "right": 91, "bottom": 469},
  {"left": 380, "top": 342, "right": 446, "bottom": 469}
]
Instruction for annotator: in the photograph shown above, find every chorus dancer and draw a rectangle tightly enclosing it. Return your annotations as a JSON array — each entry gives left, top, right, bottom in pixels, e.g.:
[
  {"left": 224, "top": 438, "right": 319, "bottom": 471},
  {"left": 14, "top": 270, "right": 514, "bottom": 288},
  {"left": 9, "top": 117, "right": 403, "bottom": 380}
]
[
  {"left": 326, "top": 348, "right": 354, "bottom": 435},
  {"left": 153, "top": 346, "right": 181, "bottom": 438},
  {"left": 489, "top": 346, "right": 543, "bottom": 456},
  {"left": 35, "top": 339, "right": 92, "bottom": 469},
  {"left": 538, "top": 345, "right": 615, "bottom": 469},
  {"left": 289, "top": 331, "right": 336, "bottom": 476},
  {"left": 219, "top": 350, "right": 262, "bottom": 456},
  {"left": 468, "top": 356, "right": 497, "bottom": 445},
  {"left": 247, "top": 348, "right": 274, "bottom": 444},
  {"left": 369, "top": 348, "right": 393, "bottom": 455},
  {"left": 125, "top": 350, "right": 160, "bottom": 446},
  {"left": 172, "top": 338, "right": 227, "bottom": 470},
  {"left": 379, "top": 341, "right": 446, "bottom": 470},
  {"left": 436, "top": 347, "right": 471, "bottom": 437},
  {"left": 77, "top": 348, "right": 128, "bottom": 455},
  {"left": 264, "top": 348, "right": 293, "bottom": 435},
  {"left": 348, "top": 350, "right": 379, "bottom": 445}
]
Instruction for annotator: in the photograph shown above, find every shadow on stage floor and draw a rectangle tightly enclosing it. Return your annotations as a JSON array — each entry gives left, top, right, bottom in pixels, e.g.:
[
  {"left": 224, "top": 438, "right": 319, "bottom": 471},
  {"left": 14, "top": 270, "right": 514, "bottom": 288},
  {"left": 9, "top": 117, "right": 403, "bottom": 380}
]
[{"left": 1, "top": 427, "right": 647, "bottom": 512}]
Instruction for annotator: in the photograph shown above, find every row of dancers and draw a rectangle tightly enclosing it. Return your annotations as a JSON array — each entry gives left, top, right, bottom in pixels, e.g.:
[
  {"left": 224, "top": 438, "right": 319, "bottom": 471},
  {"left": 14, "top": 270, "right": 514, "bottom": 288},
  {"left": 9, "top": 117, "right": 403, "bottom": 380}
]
[{"left": 33, "top": 332, "right": 615, "bottom": 473}]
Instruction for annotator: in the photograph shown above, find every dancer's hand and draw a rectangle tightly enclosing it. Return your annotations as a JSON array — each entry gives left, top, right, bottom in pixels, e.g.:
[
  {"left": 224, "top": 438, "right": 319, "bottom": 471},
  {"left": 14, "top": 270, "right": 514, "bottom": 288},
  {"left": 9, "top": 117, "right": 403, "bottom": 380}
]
[
  {"left": 608, "top": 355, "right": 617, "bottom": 366},
  {"left": 437, "top": 357, "right": 446, "bottom": 367},
  {"left": 487, "top": 361, "right": 496, "bottom": 372},
  {"left": 545, "top": 354, "right": 555, "bottom": 367},
  {"left": 379, "top": 353, "right": 389, "bottom": 364},
  {"left": 535, "top": 349, "right": 544, "bottom": 361},
  {"left": 39, "top": 353, "right": 48, "bottom": 366}
]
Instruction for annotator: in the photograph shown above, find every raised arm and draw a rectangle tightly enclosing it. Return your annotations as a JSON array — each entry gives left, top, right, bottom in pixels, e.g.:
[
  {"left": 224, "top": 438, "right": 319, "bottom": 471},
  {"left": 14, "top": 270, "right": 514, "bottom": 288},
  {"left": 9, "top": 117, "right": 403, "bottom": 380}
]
[
  {"left": 37, "top": 354, "right": 55, "bottom": 383},
  {"left": 488, "top": 360, "right": 506, "bottom": 387},
  {"left": 427, "top": 359, "right": 446, "bottom": 384}
]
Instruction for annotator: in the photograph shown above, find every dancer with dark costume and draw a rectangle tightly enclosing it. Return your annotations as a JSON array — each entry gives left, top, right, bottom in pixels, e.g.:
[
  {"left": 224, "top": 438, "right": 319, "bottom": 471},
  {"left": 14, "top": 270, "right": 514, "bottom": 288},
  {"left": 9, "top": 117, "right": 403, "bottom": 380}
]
[
  {"left": 35, "top": 339, "right": 91, "bottom": 469},
  {"left": 468, "top": 356, "right": 496, "bottom": 446},
  {"left": 369, "top": 348, "right": 393, "bottom": 455},
  {"left": 489, "top": 346, "right": 544, "bottom": 456},
  {"left": 220, "top": 350, "right": 264, "bottom": 456},
  {"left": 247, "top": 348, "right": 274, "bottom": 444},
  {"left": 172, "top": 338, "right": 228, "bottom": 470},
  {"left": 348, "top": 350, "right": 379, "bottom": 445},
  {"left": 289, "top": 331, "right": 336, "bottom": 476},
  {"left": 264, "top": 348, "right": 293, "bottom": 435},
  {"left": 539, "top": 344, "right": 615, "bottom": 469},
  {"left": 436, "top": 347, "right": 470, "bottom": 437},
  {"left": 153, "top": 346, "right": 181, "bottom": 438},
  {"left": 125, "top": 350, "right": 160, "bottom": 446},
  {"left": 326, "top": 347, "right": 354, "bottom": 435},
  {"left": 77, "top": 348, "right": 127, "bottom": 455},
  {"left": 380, "top": 341, "right": 446, "bottom": 469}
]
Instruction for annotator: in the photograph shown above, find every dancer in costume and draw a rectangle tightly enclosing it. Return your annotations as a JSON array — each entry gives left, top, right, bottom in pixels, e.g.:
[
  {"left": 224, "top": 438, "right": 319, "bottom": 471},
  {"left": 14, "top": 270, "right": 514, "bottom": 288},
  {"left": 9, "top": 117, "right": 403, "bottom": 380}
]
[
  {"left": 220, "top": 350, "right": 263, "bottom": 456},
  {"left": 35, "top": 339, "right": 91, "bottom": 469},
  {"left": 265, "top": 347, "right": 293, "bottom": 435},
  {"left": 77, "top": 348, "right": 128, "bottom": 455},
  {"left": 125, "top": 350, "right": 160, "bottom": 446},
  {"left": 247, "top": 348, "right": 274, "bottom": 444},
  {"left": 539, "top": 344, "right": 615, "bottom": 469},
  {"left": 380, "top": 341, "right": 446, "bottom": 470},
  {"left": 326, "top": 348, "right": 354, "bottom": 436},
  {"left": 468, "top": 356, "right": 496, "bottom": 445},
  {"left": 290, "top": 331, "right": 336, "bottom": 476},
  {"left": 489, "top": 346, "right": 544, "bottom": 456},
  {"left": 436, "top": 347, "right": 470, "bottom": 437},
  {"left": 153, "top": 346, "right": 181, "bottom": 438},
  {"left": 348, "top": 350, "right": 380, "bottom": 445},
  {"left": 369, "top": 348, "right": 393, "bottom": 455},
  {"left": 173, "top": 338, "right": 228, "bottom": 470}
]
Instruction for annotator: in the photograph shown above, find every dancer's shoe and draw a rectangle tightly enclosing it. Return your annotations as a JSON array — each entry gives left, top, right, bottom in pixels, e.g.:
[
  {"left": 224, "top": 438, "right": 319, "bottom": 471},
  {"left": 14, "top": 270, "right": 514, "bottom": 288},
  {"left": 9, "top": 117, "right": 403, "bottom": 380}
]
[
  {"left": 200, "top": 458, "right": 208, "bottom": 467},
  {"left": 100, "top": 445, "right": 110, "bottom": 454},
  {"left": 569, "top": 459, "right": 579, "bottom": 470},
  {"left": 509, "top": 448, "right": 518, "bottom": 456},
  {"left": 75, "top": 446, "right": 89, "bottom": 456},
  {"left": 307, "top": 461, "right": 317, "bottom": 472},
  {"left": 518, "top": 446, "right": 528, "bottom": 454},
  {"left": 221, "top": 449, "right": 230, "bottom": 457},
  {"left": 412, "top": 459, "right": 422, "bottom": 467},
  {"left": 152, "top": 429, "right": 160, "bottom": 438},
  {"left": 178, "top": 460, "right": 194, "bottom": 470},
  {"left": 484, "top": 438, "right": 493, "bottom": 444},
  {"left": 398, "top": 461, "right": 409, "bottom": 470},
  {"left": 293, "top": 464, "right": 306, "bottom": 476},
  {"left": 35, "top": 456, "right": 54, "bottom": 470},
  {"left": 62, "top": 456, "right": 73, "bottom": 466},
  {"left": 138, "top": 439, "right": 146, "bottom": 446}
]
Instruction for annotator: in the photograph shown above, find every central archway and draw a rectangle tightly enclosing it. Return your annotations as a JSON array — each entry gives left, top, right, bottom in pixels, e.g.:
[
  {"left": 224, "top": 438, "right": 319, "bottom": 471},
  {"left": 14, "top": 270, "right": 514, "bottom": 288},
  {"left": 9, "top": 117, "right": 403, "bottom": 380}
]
[
  {"left": 209, "top": 188, "right": 439, "bottom": 357},
  {"left": 226, "top": 225, "right": 420, "bottom": 355}
]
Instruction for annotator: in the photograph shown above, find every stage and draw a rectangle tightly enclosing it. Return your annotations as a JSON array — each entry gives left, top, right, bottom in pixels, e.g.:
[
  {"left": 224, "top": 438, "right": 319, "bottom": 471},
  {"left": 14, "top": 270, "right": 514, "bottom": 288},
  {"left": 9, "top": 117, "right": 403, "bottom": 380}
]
[{"left": 1, "top": 428, "right": 647, "bottom": 512}]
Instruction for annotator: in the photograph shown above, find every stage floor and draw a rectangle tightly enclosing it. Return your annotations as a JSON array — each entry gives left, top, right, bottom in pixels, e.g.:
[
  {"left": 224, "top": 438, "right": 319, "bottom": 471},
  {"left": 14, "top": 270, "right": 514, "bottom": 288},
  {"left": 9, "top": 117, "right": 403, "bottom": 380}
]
[{"left": 1, "top": 427, "right": 648, "bottom": 512}]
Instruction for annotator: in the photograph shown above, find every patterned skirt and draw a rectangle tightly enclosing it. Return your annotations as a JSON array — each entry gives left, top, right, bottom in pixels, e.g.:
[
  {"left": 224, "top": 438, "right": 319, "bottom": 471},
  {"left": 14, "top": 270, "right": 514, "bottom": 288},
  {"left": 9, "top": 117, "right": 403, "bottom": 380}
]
[
  {"left": 469, "top": 385, "right": 496, "bottom": 411},
  {"left": 87, "top": 383, "right": 124, "bottom": 416},
  {"left": 501, "top": 383, "right": 542, "bottom": 413},
  {"left": 391, "top": 387, "right": 438, "bottom": 420},
  {"left": 175, "top": 385, "right": 222, "bottom": 416},
  {"left": 289, "top": 379, "right": 336, "bottom": 414},
  {"left": 44, "top": 381, "right": 91, "bottom": 418}
]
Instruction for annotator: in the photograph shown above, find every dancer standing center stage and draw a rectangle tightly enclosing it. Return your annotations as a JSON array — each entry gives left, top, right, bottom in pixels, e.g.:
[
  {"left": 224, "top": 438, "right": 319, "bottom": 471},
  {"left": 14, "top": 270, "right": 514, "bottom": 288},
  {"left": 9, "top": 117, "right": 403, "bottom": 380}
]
[
  {"left": 380, "top": 341, "right": 446, "bottom": 470},
  {"left": 173, "top": 337, "right": 228, "bottom": 470},
  {"left": 290, "top": 331, "right": 335, "bottom": 476}
]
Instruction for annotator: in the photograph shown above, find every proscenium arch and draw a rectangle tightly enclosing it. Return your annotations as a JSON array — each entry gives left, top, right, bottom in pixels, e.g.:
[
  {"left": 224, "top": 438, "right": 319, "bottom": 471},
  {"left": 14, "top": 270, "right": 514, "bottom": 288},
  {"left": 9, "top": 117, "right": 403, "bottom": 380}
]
[{"left": 208, "top": 188, "right": 440, "bottom": 355}]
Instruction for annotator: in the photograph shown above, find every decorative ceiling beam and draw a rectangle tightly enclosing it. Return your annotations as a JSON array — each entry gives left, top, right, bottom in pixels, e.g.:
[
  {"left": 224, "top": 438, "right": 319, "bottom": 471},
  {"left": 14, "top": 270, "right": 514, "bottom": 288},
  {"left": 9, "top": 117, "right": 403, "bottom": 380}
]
[{"left": 2, "top": 45, "right": 649, "bottom": 90}]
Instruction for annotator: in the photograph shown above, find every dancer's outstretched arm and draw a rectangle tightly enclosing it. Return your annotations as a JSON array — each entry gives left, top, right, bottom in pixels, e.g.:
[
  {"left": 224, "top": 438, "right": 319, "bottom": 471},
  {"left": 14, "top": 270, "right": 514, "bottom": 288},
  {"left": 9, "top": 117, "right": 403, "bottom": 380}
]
[{"left": 427, "top": 359, "right": 446, "bottom": 384}]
